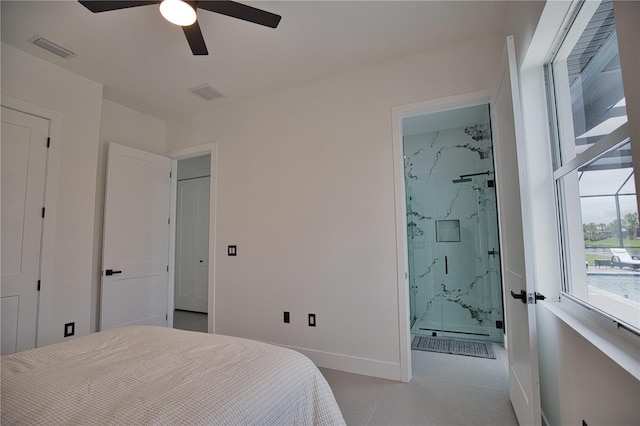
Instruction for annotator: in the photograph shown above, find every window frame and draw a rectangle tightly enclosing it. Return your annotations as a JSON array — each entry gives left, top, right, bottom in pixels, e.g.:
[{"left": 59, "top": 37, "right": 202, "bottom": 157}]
[{"left": 545, "top": 0, "right": 638, "bottom": 336}]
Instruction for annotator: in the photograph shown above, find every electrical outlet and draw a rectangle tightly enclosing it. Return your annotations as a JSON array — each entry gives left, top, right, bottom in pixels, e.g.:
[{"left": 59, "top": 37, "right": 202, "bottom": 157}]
[
  {"left": 308, "top": 314, "right": 316, "bottom": 327},
  {"left": 283, "top": 311, "right": 290, "bottom": 323},
  {"left": 228, "top": 245, "right": 237, "bottom": 256},
  {"left": 64, "top": 322, "right": 75, "bottom": 337}
]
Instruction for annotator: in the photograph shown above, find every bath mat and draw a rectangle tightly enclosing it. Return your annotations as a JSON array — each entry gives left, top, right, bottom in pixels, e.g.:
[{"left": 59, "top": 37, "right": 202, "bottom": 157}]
[{"left": 411, "top": 335, "right": 496, "bottom": 359}]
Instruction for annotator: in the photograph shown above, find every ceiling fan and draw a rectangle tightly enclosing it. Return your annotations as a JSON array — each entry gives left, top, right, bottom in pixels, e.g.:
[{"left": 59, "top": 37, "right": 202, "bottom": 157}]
[{"left": 78, "top": 0, "right": 281, "bottom": 56}]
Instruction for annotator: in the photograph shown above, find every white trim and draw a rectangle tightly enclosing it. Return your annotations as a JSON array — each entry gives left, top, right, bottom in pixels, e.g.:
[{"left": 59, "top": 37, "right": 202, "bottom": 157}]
[
  {"left": 166, "top": 143, "right": 218, "bottom": 334},
  {"left": 391, "top": 90, "right": 493, "bottom": 383},
  {"left": 168, "top": 160, "right": 177, "bottom": 329},
  {"left": 1, "top": 95, "right": 62, "bottom": 348},
  {"left": 553, "top": 122, "right": 630, "bottom": 179},
  {"left": 274, "top": 342, "right": 403, "bottom": 381}
]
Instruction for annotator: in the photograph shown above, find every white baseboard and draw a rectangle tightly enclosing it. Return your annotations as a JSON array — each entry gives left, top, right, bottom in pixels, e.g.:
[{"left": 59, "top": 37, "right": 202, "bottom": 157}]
[{"left": 273, "top": 342, "right": 403, "bottom": 381}]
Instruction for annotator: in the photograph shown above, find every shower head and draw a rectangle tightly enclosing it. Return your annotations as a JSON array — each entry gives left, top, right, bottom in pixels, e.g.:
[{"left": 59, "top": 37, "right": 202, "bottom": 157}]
[{"left": 452, "top": 178, "right": 472, "bottom": 184}]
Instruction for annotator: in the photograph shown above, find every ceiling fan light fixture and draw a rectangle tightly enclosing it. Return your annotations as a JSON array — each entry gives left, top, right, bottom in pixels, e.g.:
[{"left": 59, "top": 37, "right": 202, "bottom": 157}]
[{"left": 159, "top": 0, "right": 196, "bottom": 26}]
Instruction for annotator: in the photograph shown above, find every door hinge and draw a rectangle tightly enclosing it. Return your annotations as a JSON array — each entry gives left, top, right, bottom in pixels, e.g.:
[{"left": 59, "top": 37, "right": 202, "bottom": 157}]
[
  {"left": 46, "top": 137, "right": 51, "bottom": 148},
  {"left": 169, "top": 171, "right": 172, "bottom": 178},
  {"left": 42, "top": 207, "right": 45, "bottom": 218},
  {"left": 166, "top": 265, "right": 169, "bottom": 272},
  {"left": 166, "top": 314, "right": 168, "bottom": 321},
  {"left": 37, "top": 280, "right": 41, "bottom": 291},
  {"left": 168, "top": 217, "right": 170, "bottom": 225}
]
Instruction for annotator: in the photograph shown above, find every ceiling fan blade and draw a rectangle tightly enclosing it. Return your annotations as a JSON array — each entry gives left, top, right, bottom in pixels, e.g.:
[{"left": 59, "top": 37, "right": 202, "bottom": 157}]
[
  {"left": 183, "top": 21, "right": 209, "bottom": 55},
  {"left": 78, "top": 1, "right": 160, "bottom": 13},
  {"left": 198, "top": 1, "right": 281, "bottom": 28}
]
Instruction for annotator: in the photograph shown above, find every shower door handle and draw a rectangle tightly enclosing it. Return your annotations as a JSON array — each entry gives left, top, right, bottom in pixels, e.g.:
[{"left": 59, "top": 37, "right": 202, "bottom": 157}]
[{"left": 444, "top": 256, "right": 448, "bottom": 274}]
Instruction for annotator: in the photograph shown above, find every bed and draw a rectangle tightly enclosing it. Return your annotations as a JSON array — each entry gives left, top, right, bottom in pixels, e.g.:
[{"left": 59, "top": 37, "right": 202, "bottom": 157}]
[{"left": 1, "top": 326, "right": 345, "bottom": 425}]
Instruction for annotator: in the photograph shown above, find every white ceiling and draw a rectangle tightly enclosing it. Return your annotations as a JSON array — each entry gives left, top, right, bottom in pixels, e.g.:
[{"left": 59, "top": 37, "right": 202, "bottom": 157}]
[{"left": 1, "top": 1, "right": 510, "bottom": 121}]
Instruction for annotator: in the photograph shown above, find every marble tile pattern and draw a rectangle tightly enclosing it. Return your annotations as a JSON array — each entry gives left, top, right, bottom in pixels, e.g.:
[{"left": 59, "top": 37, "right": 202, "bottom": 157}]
[{"left": 404, "top": 124, "right": 503, "bottom": 342}]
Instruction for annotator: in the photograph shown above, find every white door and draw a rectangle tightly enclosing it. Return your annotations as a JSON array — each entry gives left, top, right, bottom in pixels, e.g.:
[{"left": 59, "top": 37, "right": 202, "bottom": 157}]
[
  {"left": 100, "top": 143, "right": 171, "bottom": 330},
  {"left": 175, "top": 176, "right": 210, "bottom": 313},
  {"left": 1, "top": 107, "right": 49, "bottom": 354},
  {"left": 492, "top": 36, "right": 541, "bottom": 425}
]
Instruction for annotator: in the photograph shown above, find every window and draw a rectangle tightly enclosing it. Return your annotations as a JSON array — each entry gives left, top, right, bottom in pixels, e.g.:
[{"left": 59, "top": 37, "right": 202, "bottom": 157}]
[{"left": 547, "top": 0, "right": 638, "bottom": 331}]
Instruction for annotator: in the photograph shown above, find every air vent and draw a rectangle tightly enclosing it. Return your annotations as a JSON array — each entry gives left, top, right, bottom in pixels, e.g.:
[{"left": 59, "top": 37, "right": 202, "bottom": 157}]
[
  {"left": 187, "top": 84, "right": 225, "bottom": 101},
  {"left": 31, "top": 35, "right": 76, "bottom": 59}
]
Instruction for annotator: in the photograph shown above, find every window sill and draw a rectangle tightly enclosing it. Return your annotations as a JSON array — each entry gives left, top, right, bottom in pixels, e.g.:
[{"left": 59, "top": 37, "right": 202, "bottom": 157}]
[{"left": 539, "top": 298, "right": 640, "bottom": 380}]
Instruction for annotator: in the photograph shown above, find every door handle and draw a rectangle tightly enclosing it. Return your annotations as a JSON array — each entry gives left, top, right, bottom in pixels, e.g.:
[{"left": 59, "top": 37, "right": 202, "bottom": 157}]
[
  {"left": 511, "top": 290, "right": 546, "bottom": 304},
  {"left": 105, "top": 269, "right": 122, "bottom": 276},
  {"left": 510, "top": 290, "right": 526, "bottom": 302}
]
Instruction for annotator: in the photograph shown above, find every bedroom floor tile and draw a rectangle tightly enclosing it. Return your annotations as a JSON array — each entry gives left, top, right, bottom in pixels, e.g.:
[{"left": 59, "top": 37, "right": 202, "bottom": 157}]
[
  {"left": 368, "top": 377, "right": 517, "bottom": 426},
  {"left": 319, "top": 368, "right": 389, "bottom": 426},
  {"left": 321, "top": 345, "right": 516, "bottom": 426}
]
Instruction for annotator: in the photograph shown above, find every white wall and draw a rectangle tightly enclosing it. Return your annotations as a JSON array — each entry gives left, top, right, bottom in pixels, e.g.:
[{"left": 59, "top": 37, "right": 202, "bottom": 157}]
[
  {"left": 1, "top": 43, "right": 103, "bottom": 344},
  {"left": 166, "top": 34, "right": 504, "bottom": 378},
  {"left": 91, "top": 99, "right": 167, "bottom": 331},
  {"left": 504, "top": 2, "right": 640, "bottom": 424}
]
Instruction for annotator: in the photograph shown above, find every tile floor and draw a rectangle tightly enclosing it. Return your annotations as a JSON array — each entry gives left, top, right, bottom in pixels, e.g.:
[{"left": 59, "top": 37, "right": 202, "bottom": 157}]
[
  {"left": 171, "top": 313, "right": 517, "bottom": 425},
  {"left": 173, "top": 309, "right": 208, "bottom": 332},
  {"left": 320, "top": 343, "right": 518, "bottom": 426}
]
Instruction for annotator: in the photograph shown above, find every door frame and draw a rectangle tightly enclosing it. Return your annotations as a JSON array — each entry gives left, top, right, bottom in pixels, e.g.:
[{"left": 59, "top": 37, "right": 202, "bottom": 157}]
[
  {"left": 391, "top": 90, "right": 495, "bottom": 382},
  {"left": 1, "top": 95, "right": 62, "bottom": 348},
  {"left": 165, "top": 143, "right": 218, "bottom": 333}
]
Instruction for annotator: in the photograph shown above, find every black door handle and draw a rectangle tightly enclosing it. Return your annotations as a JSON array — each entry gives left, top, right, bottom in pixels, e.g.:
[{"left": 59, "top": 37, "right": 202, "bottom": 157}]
[
  {"left": 511, "top": 290, "right": 546, "bottom": 304},
  {"left": 510, "top": 290, "right": 526, "bottom": 302},
  {"left": 105, "top": 269, "right": 122, "bottom": 276}
]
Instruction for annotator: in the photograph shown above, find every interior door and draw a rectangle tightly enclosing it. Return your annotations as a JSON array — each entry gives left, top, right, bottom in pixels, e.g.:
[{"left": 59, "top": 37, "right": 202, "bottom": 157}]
[
  {"left": 492, "top": 36, "right": 542, "bottom": 425},
  {"left": 175, "top": 176, "right": 209, "bottom": 313},
  {"left": 1, "top": 107, "right": 49, "bottom": 354},
  {"left": 101, "top": 143, "right": 171, "bottom": 330}
]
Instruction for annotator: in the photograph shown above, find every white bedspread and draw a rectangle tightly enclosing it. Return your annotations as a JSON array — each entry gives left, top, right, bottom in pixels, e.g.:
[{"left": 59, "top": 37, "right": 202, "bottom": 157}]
[{"left": 1, "top": 326, "right": 345, "bottom": 425}]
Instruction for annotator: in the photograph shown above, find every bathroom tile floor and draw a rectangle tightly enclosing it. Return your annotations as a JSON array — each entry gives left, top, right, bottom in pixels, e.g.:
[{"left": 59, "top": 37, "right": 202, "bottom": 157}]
[{"left": 320, "top": 343, "right": 518, "bottom": 426}]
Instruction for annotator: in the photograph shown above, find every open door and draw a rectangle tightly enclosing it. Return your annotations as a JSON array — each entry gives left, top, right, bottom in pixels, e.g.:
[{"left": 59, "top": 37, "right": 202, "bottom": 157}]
[
  {"left": 492, "top": 36, "right": 542, "bottom": 425},
  {"left": 100, "top": 143, "right": 171, "bottom": 330}
]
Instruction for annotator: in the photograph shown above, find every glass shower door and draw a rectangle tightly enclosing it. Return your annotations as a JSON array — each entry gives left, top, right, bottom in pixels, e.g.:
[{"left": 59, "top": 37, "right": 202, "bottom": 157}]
[{"left": 410, "top": 171, "right": 503, "bottom": 342}]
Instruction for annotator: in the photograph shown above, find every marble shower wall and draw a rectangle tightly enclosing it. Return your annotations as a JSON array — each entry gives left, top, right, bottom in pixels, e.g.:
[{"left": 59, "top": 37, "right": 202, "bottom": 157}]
[{"left": 404, "top": 121, "right": 503, "bottom": 342}]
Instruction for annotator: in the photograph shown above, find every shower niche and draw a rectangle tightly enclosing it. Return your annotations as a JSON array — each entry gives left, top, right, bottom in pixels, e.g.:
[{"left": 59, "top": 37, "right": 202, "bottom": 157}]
[{"left": 404, "top": 104, "right": 504, "bottom": 343}]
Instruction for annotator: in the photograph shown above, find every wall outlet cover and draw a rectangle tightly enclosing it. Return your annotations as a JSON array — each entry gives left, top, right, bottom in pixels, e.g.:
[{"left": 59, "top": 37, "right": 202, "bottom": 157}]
[
  {"left": 64, "top": 322, "right": 75, "bottom": 337},
  {"left": 308, "top": 314, "right": 316, "bottom": 327},
  {"left": 228, "top": 245, "right": 237, "bottom": 256}
]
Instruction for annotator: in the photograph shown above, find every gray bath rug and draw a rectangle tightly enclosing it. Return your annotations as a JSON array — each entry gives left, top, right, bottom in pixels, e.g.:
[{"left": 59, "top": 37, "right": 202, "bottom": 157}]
[{"left": 411, "top": 335, "right": 496, "bottom": 359}]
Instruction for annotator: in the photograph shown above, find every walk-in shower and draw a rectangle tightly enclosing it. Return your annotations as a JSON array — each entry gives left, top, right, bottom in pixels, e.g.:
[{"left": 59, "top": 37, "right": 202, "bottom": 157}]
[{"left": 403, "top": 104, "right": 504, "bottom": 343}]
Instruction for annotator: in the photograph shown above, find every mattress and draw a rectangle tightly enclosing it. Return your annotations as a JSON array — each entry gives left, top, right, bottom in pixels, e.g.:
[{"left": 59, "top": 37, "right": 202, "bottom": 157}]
[{"left": 1, "top": 326, "right": 345, "bottom": 425}]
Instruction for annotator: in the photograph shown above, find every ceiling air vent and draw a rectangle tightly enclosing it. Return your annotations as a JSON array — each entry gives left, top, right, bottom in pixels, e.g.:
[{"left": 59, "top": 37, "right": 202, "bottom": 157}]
[
  {"left": 31, "top": 35, "right": 76, "bottom": 59},
  {"left": 187, "top": 84, "right": 225, "bottom": 101}
]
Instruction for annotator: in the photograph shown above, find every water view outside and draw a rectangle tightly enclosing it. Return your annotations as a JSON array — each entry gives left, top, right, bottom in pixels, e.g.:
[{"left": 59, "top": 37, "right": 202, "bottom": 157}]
[{"left": 587, "top": 274, "right": 640, "bottom": 304}]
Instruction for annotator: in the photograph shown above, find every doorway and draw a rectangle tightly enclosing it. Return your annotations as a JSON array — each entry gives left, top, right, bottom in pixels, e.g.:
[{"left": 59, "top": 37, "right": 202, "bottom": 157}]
[
  {"left": 403, "top": 103, "right": 504, "bottom": 343},
  {"left": 173, "top": 155, "right": 211, "bottom": 333}
]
